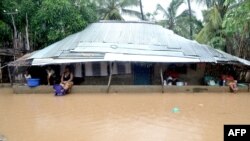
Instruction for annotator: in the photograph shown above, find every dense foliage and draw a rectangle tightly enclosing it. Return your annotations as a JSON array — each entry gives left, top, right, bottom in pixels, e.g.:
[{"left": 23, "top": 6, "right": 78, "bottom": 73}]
[
  {"left": 0, "top": 0, "right": 97, "bottom": 50},
  {"left": 223, "top": 0, "right": 250, "bottom": 58},
  {"left": 195, "top": 0, "right": 250, "bottom": 59}
]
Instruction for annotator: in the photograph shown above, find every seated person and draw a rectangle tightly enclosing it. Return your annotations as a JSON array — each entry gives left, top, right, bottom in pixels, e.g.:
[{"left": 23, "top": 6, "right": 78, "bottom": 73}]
[
  {"left": 204, "top": 75, "right": 218, "bottom": 86},
  {"left": 46, "top": 66, "right": 55, "bottom": 85},
  {"left": 166, "top": 76, "right": 173, "bottom": 85},
  {"left": 222, "top": 74, "right": 238, "bottom": 93},
  {"left": 164, "top": 68, "right": 179, "bottom": 85},
  {"left": 24, "top": 70, "right": 31, "bottom": 84},
  {"left": 24, "top": 70, "right": 31, "bottom": 79},
  {"left": 60, "top": 66, "right": 74, "bottom": 93}
]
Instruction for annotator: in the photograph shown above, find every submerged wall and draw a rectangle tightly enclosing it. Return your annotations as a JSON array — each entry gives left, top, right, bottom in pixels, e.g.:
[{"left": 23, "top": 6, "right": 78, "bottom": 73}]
[
  {"left": 12, "top": 85, "right": 249, "bottom": 94},
  {"left": 82, "top": 74, "right": 133, "bottom": 85}
]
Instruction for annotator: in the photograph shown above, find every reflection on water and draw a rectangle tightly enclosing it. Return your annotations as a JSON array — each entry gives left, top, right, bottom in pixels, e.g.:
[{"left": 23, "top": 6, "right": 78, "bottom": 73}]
[{"left": 0, "top": 88, "right": 250, "bottom": 141}]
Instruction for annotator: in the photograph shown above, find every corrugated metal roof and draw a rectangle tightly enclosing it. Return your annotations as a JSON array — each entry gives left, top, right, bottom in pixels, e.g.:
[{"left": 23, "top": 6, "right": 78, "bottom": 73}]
[
  {"left": 192, "top": 44, "right": 215, "bottom": 62},
  {"left": 215, "top": 49, "right": 238, "bottom": 62},
  {"left": 27, "top": 21, "right": 249, "bottom": 65},
  {"left": 29, "top": 21, "right": 215, "bottom": 62},
  {"left": 236, "top": 57, "right": 250, "bottom": 66}
]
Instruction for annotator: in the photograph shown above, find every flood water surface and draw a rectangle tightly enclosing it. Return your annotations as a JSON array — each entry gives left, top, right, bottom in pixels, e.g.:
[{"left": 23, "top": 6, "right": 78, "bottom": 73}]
[{"left": 0, "top": 88, "right": 250, "bottom": 141}]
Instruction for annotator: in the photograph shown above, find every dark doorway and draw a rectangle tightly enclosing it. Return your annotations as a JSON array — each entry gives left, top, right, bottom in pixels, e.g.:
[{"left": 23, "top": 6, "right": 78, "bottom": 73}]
[{"left": 133, "top": 63, "right": 152, "bottom": 85}]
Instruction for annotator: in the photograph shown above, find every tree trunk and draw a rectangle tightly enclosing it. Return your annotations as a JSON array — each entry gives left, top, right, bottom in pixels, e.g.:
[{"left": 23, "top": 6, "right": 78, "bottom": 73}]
[
  {"left": 10, "top": 15, "right": 17, "bottom": 60},
  {"left": 187, "top": 0, "right": 193, "bottom": 39},
  {"left": 25, "top": 13, "right": 30, "bottom": 51},
  {"left": 139, "top": 0, "right": 144, "bottom": 20}
]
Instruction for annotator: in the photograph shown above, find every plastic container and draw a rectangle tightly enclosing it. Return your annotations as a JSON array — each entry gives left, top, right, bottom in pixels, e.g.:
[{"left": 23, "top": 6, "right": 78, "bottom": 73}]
[
  {"left": 223, "top": 80, "right": 226, "bottom": 86},
  {"left": 176, "top": 82, "right": 184, "bottom": 86},
  {"left": 27, "top": 78, "right": 40, "bottom": 87}
]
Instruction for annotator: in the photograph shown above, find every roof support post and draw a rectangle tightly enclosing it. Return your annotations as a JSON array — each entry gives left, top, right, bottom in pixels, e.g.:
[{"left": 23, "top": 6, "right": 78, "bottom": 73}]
[
  {"left": 1, "top": 65, "right": 8, "bottom": 84},
  {"left": 160, "top": 64, "right": 164, "bottom": 93},
  {"left": 8, "top": 66, "right": 13, "bottom": 86},
  {"left": 107, "top": 61, "right": 113, "bottom": 93}
]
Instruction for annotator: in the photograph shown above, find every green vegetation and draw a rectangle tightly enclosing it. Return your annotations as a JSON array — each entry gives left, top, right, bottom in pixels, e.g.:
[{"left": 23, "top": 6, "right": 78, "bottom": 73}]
[
  {"left": 223, "top": 0, "right": 250, "bottom": 58},
  {"left": 195, "top": 0, "right": 249, "bottom": 58},
  {"left": 95, "top": 0, "right": 141, "bottom": 20},
  {"left": 156, "top": 0, "right": 202, "bottom": 39},
  {"left": 0, "top": 0, "right": 249, "bottom": 59},
  {"left": 0, "top": 0, "right": 97, "bottom": 50}
]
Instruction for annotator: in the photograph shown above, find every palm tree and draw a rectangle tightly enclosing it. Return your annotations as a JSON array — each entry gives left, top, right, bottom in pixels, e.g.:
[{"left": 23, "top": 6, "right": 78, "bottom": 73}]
[
  {"left": 156, "top": 0, "right": 202, "bottom": 38},
  {"left": 139, "top": 0, "right": 144, "bottom": 20},
  {"left": 195, "top": 0, "right": 248, "bottom": 55},
  {"left": 195, "top": 0, "right": 232, "bottom": 47},
  {"left": 96, "top": 0, "right": 141, "bottom": 20},
  {"left": 156, "top": 0, "right": 184, "bottom": 30}
]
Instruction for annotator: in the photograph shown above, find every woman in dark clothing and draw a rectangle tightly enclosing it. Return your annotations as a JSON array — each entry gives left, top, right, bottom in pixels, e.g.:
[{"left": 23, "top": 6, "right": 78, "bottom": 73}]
[{"left": 60, "top": 66, "right": 74, "bottom": 92}]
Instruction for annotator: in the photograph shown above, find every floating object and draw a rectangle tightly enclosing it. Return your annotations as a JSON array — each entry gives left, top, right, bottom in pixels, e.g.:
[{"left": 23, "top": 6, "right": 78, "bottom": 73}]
[
  {"left": 27, "top": 78, "right": 40, "bottom": 87},
  {"left": 172, "top": 107, "right": 180, "bottom": 113},
  {"left": 199, "top": 104, "right": 204, "bottom": 107},
  {"left": 176, "top": 82, "right": 184, "bottom": 86}
]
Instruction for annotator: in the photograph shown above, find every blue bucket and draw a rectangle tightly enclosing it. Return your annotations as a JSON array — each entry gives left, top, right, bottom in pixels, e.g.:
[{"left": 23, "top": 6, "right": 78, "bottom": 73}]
[{"left": 27, "top": 78, "right": 40, "bottom": 87}]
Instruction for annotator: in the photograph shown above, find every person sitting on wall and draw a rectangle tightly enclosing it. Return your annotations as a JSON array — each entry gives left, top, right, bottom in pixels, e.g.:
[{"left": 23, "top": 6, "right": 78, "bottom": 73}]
[
  {"left": 221, "top": 74, "right": 238, "bottom": 93},
  {"left": 164, "top": 68, "right": 179, "bottom": 85},
  {"left": 60, "top": 66, "right": 74, "bottom": 93},
  {"left": 24, "top": 70, "right": 31, "bottom": 84}
]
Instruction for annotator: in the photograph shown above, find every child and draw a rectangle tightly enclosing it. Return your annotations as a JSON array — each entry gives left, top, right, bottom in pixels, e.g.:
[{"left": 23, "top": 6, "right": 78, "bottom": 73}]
[
  {"left": 24, "top": 70, "right": 31, "bottom": 84},
  {"left": 222, "top": 74, "right": 238, "bottom": 93}
]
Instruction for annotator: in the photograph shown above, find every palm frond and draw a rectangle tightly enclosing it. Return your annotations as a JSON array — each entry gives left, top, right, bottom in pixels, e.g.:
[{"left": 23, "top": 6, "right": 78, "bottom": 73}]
[
  {"left": 169, "top": 0, "right": 184, "bottom": 16},
  {"left": 177, "top": 9, "right": 195, "bottom": 18},
  {"left": 209, "top": 6, "right": 223, "bottom": 29},
  {"left": 156, "top": 4, "right": 168, "bottom": 18},
  {"left": 121, "top": 8, "right": 141, "bottom": 19},
  {"left": 96, "top": 0, "right": 139, "bottom": 20},
  {"left": 120, "top": 0, "right": 139, "bottom": 8},
  {"left": 102, "top": 8, "right": 122, "bottom": 20},
  {"left": 196, "top": 23, "right": 214, "bottom": 43}
]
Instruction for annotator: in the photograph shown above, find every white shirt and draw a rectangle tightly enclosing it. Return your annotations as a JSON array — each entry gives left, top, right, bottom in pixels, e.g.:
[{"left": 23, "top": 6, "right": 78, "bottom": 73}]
[{"left": 24, "top": 74, "right": 31, "bottom": 79}]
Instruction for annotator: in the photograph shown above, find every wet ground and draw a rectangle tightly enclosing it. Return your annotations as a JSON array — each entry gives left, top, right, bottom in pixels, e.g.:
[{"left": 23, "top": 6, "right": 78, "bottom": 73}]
[{"left": 0, "top": 88, "right": 250, "bottom": 141}]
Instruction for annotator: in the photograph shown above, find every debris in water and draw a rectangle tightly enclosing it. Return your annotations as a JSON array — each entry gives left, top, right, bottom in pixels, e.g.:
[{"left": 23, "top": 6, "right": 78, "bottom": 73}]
[
  {"left": 199, "top": 104, "right": 204, "bottom": 107},
  {"left": 172, "top": 107, "right": 180, "bottom": 113}
]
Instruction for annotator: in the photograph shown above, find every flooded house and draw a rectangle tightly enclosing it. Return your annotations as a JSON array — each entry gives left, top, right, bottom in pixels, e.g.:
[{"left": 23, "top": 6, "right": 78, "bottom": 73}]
[{"left": 8, "top": 21, "right": 250, "bottom": 93}]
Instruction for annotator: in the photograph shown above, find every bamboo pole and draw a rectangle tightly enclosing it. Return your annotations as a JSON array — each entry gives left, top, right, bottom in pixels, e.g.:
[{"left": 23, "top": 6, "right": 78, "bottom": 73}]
[{"left": 107, "top": 62, "right": 113, "bottom": 93}]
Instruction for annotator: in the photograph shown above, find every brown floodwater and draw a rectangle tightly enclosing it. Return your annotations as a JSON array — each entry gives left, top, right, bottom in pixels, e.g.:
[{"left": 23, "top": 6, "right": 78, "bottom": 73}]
[{"left": 0, "top": 88, "right": 250, "bottom": 141}]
